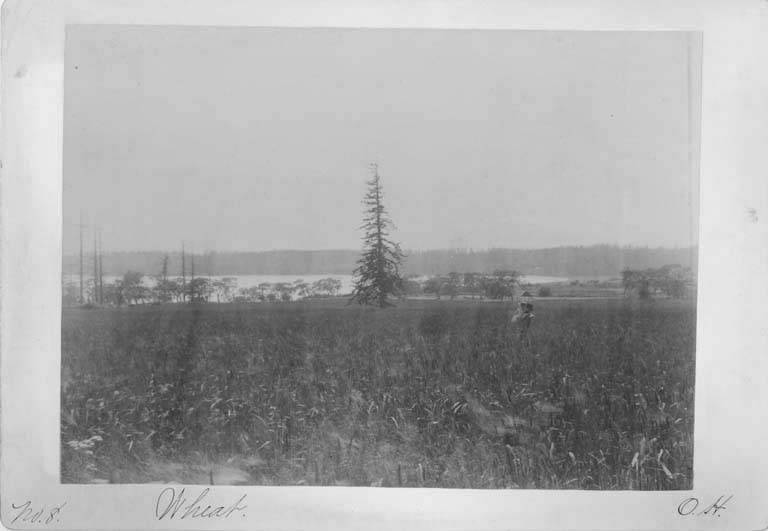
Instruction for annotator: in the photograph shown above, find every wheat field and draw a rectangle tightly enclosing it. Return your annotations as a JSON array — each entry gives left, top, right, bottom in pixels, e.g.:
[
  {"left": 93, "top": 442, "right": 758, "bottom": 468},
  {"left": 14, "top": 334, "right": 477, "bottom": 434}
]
[{"left": 61, "top": 298, "right": 695, "bottom": 489}]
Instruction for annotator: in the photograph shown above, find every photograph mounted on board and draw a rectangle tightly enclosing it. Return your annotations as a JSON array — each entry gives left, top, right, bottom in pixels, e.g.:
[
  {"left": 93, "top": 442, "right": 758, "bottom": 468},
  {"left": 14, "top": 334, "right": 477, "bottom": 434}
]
[{"left": 61, "top": 26, "right": 700, "bottom": 490}]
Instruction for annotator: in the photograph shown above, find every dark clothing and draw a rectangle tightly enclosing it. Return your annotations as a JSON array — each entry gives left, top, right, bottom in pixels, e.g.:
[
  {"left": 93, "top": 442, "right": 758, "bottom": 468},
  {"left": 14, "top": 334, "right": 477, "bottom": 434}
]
[{"left": 518, "top": 302, "right": 534, "bottom": 340}]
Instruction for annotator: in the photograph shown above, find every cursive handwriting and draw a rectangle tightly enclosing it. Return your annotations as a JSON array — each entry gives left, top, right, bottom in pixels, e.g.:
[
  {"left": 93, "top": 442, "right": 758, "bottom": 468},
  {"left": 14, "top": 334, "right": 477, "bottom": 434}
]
[
  {"left": 677, "top": 495, "right": 733, "bottom": 518},
  {"left": 9, "top": 501, "right": 66, "bottom": 525},
  {"left": 155, "top": 488, "right": 247, "bottom": 520}
]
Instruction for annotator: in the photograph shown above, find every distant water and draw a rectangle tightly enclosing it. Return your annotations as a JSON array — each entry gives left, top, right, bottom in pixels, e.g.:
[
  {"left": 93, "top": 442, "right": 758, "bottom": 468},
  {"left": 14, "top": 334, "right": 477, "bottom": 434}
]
[{"left": 519, "top": 275, "right": 571, "bottom": 284}]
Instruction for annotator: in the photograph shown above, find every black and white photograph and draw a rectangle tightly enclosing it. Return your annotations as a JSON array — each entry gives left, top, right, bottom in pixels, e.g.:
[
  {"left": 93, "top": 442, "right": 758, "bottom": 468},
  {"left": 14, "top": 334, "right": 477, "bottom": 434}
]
[
  {"left": 7, "top": 1, "right": 768, "bottom": 529},
  {"left": 59, "top": 26, "right": 700, "bottom": 490}
]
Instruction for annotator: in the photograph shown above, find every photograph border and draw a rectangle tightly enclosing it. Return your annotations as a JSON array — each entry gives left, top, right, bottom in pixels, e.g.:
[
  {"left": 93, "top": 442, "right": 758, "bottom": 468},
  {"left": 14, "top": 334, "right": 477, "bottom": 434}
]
[{"left": 2, "top": 1, "right": 767, "bottom": 530}]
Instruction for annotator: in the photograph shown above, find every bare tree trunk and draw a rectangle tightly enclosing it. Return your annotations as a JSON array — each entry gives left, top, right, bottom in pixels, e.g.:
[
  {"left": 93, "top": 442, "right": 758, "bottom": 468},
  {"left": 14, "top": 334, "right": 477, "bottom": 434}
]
[
  {"left": 181, "top": 242, "right": 186, "bottom": 302},
  {"left": 98, "top": 228, "right": 104, "bottom": 304},
  {"left": 92, "top": 229, "right": 98, "bottom": 303},
  {"left": 190, "top": 252, "right": 195, "bottom": 302},
  {"left": 79, "top": 211, "right": 85, "bottom": 303}
]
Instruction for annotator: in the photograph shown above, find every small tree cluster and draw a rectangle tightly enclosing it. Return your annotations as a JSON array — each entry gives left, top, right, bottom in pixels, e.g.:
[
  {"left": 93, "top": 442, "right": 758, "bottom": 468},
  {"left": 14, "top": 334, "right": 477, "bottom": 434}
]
[
  {"left": 235, "top": 278, "right": 343, "bottom": 303},
  {"left": 621, "top": 265, "right": 694, "bottom": 299},
  {"left": 422, "top": 270, "right": 520, "bottom": 300}
]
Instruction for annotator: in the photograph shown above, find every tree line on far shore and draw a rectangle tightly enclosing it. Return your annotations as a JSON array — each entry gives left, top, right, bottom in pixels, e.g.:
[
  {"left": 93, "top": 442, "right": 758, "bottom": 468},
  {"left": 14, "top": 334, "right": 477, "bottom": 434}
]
[{"left": 62, "top": 245, "right": 698, "bottom": 279}]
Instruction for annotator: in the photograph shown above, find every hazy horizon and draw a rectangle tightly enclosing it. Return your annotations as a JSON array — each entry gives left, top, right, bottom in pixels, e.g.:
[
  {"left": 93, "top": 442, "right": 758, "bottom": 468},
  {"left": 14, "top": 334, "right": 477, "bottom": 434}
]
[
  {"left": 62, "top": 243, "right": 698, "bottom": 278},
  {"left": 64, "top": 26, "right": 700, "bottom": 255},
  {"left": 62, "top": 242, "right": 698, "bottom": 257}
]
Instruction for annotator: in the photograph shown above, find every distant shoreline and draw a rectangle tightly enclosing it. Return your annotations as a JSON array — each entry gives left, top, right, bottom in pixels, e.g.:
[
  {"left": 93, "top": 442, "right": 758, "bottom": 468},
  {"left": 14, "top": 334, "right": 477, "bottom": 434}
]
[{"left": 61, "top": 245, "right": 698, "bottom": 279}]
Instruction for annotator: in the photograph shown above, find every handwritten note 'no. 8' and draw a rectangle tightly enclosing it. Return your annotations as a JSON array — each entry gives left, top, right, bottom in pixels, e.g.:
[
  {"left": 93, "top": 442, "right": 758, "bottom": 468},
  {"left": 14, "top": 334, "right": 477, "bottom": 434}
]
[{"left": 8, "top": 501, "right": 66, "bottom": 526}]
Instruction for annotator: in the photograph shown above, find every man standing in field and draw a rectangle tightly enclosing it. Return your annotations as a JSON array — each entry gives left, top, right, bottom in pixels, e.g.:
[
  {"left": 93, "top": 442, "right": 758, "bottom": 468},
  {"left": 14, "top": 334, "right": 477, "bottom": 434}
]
[{"left": 510, "top": 291, "right": 535, "bottom": 340}]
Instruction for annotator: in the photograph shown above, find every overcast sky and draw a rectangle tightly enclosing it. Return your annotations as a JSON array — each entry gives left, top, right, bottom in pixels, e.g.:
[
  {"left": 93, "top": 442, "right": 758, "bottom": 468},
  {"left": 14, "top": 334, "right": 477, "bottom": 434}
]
[{"left": 63, "top": 26, "right": 699, "bottom": 254}]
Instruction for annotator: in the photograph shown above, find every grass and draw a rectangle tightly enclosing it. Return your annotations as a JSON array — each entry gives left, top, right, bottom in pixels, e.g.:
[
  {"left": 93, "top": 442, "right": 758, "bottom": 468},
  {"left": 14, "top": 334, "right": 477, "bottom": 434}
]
[{"left": 61, "top": 297, "right": 695, "bottom": 489}]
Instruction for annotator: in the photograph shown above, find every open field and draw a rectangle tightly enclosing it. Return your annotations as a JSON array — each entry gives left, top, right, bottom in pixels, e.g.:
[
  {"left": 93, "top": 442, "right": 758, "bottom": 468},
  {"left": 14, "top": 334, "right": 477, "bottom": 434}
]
[{"left": 61, "top": 298, "right": 695, "bottom": 489}]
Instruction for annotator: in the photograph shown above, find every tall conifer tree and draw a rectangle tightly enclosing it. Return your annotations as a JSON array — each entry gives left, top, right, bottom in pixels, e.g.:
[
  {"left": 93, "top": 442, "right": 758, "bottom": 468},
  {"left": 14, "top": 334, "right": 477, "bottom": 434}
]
[{"left": 350, "top": 164, "right": 404, "bottom": 307}]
